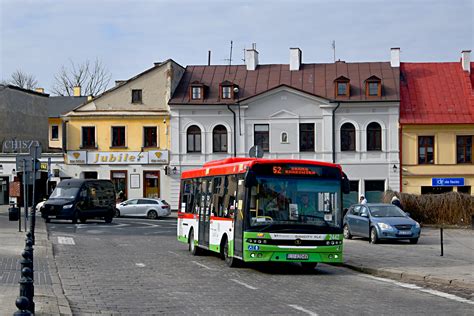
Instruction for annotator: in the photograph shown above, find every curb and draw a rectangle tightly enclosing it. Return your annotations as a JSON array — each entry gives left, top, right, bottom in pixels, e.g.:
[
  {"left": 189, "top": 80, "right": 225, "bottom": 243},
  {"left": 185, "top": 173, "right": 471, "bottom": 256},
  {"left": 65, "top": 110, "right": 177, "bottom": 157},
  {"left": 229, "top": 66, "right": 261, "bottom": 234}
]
[
  {"left": 341, "top": 262, "right": 474, "bottom": 291},
  {"left": 42, "top": 220, "right": 73, "bottom": 315}
]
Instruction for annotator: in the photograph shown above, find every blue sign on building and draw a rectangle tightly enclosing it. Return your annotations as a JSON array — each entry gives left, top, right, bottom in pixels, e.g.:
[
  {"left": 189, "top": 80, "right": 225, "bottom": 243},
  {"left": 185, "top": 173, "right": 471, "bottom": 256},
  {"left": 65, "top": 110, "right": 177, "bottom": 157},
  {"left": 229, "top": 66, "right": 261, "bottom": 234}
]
[{"left": 431, "top": 178, "right": 465, "bottom": 187}]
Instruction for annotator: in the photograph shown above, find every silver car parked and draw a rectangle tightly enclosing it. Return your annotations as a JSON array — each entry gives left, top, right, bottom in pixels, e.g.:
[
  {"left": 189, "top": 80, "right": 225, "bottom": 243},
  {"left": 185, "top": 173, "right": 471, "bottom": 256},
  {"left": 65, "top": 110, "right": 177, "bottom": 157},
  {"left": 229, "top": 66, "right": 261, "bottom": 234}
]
[{"left": 115, "top": 198, "right": 171, "bottom": 219}]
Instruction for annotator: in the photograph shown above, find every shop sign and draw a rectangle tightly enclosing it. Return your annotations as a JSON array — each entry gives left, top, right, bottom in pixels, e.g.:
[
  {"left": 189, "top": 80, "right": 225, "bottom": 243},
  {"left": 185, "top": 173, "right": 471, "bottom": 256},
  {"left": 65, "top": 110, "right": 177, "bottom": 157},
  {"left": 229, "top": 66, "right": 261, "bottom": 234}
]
[
  {"left": 148, "top": 150, "right": 169, "bottom": 164},
  {"left": 87, "top": 151, "right": 148, "bottom": 164},
  {"left": 2, "top": 139, "right": 41, "bottom": 154},
  {"left": 67, "top": 151, "right": 87, "bottom": 164},
  {"left": 431, "top": 178, "right": 464, "bottom": 187}
]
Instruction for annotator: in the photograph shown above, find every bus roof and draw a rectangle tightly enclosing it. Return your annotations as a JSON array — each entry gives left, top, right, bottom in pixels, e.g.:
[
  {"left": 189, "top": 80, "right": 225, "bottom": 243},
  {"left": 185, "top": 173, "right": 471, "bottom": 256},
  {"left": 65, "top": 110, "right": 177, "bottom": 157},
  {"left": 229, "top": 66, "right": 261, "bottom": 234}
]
[{"left": 181, "top": 157, "right": 342, "bottom": 179}]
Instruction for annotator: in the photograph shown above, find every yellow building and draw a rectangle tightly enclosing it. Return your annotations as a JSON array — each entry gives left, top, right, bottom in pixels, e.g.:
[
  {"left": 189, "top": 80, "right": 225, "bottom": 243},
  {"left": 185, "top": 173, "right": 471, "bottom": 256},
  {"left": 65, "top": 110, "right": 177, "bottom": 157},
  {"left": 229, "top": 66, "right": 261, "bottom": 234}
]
[
  {"left": 62, "top": 60, "right": 184, "bottom": 201},
  {"left": 400, "top": 56, "right": 474, "bottom": 195}
]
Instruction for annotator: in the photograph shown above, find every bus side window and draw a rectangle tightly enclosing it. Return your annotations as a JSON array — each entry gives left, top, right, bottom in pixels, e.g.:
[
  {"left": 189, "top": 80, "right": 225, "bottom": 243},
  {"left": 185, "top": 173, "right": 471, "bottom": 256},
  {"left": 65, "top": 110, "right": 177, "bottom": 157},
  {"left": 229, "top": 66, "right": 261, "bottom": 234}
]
[
  {"left": 224, "top": 175, "right": 237, "bottom": 218},
  {"left": 181, "top": 180, "right": 194, "bottom": 213},
  {"left": 192, "top": 178, "right": 201, "bottom": 214},
  {"left": 212, "top": 177, "right": 224, "bottom": 217}
]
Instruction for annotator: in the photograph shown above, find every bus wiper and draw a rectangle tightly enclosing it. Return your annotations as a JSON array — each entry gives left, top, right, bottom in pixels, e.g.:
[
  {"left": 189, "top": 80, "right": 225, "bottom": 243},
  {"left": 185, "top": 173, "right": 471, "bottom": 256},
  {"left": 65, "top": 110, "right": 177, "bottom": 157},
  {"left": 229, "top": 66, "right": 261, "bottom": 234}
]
[{"left": 257, "top": 223, "right": 274, "bottom": 232}]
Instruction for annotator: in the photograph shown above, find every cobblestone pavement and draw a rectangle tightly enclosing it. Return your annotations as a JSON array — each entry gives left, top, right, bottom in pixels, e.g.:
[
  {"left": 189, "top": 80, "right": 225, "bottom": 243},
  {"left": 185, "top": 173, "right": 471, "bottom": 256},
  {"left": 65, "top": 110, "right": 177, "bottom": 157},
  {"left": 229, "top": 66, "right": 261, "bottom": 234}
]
[{"left": 46, "top": 216, "right": 472, "bottom": 315}]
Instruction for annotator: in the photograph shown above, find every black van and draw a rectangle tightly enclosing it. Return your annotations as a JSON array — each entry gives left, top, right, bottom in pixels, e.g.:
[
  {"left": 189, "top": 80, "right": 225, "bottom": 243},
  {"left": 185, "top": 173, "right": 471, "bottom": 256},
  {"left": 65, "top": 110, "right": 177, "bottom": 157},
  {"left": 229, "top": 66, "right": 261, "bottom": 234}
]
[{"left": 40, "top": 179, "right": 116, "bottom": 224}]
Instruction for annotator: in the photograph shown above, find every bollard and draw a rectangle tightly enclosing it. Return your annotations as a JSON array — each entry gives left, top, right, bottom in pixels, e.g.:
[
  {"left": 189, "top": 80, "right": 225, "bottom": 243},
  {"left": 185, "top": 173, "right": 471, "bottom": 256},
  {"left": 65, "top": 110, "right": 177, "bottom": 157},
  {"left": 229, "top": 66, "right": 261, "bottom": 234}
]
[
  {"left": 19, "top": 267, "right": 34, "bottom": 314},
  {"left": 440, "top": 227, "right": 444, "bottom": 257},
  {"left": 13, "top": 296, "right": 32, "bottom": 316},
  {"left": 19, "top": 251, "right": 33, "bottom": 272},
  {"left": 28, "top": 209, "right": 36, "bottom": 246}
]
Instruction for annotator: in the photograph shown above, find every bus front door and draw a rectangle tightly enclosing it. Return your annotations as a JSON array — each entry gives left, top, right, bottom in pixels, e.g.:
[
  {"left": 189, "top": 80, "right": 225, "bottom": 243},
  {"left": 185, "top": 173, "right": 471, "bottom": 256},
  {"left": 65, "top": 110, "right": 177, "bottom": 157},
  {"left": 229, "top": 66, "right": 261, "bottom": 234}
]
[
  {"left": 198, "top": 180, "right": 211, "bottom": 248},
  {"left": 233, "top": 178, "right": 245, "bottom": 258}
]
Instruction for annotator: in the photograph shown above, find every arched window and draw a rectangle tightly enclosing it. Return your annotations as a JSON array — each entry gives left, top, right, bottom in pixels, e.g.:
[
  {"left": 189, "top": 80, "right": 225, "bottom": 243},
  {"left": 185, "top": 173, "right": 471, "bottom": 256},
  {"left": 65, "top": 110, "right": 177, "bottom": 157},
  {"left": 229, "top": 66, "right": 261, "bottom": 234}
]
[
  {"left": 187, "top": 125, "right": 201, "bottom": 153},
  {"left": 367, "top": 122, "right": 382, "bottom": 151},
  {"left": 341, "top": 123, "right": 356, "bottom": 151},
  {"left": 213, "top": 125, "right": 227, "bottom": 152}
]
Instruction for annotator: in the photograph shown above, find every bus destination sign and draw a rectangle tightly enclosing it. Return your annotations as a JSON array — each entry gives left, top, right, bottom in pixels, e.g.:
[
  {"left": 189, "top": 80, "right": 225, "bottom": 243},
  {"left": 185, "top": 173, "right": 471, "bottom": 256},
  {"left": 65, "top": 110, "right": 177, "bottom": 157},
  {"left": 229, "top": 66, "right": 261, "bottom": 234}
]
[{"left": 272, "top": 166, "right": 318, "bottom": 176}]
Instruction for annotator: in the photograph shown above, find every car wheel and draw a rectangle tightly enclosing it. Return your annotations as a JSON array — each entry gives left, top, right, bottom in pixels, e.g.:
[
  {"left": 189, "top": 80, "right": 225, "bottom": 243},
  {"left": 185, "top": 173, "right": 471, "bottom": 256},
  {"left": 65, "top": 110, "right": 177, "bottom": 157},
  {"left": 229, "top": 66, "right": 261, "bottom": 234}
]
[
  {"left": 147, "top": 210, "right": 158, "bottom": 219},
  {"left": 104, "top": 216, "right": 113, "bottom": 223},
  {"left": 301, "top": 262, "right": 318, "bottom": 271},
  {"left": 114, "top": 209, "right": 120, "bottom": 218},
  {"left": 409, "top": 238, "right": 419, "bottom": 244},
  {"left": 343, "top": 224, "right": 352, "bottom": 239},
  {"left": 80, "top": 218, "right": 87, "bottom": 224},
  {"left": 45, "top": 217, "right": 50, "bottom": 223},
  {"left": 189, "top": 229, "right": 201, "bottom": 255},
  {"left": 370, "top": 227, "right": 379, "bottom": 244}
]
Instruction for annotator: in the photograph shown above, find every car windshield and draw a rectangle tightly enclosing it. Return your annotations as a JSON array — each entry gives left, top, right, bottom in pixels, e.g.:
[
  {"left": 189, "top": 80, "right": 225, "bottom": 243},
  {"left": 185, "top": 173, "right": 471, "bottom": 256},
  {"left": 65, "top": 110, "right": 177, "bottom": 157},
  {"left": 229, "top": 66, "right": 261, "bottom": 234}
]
[
  {"left": 249, "top": 176, "right": 342, "bottom": 228},
  {"left": 49, "top": 186, "right": 80, "bottom": 199},
  {"left": 370, "top": 205, "right": 406, "bottom": 217}
]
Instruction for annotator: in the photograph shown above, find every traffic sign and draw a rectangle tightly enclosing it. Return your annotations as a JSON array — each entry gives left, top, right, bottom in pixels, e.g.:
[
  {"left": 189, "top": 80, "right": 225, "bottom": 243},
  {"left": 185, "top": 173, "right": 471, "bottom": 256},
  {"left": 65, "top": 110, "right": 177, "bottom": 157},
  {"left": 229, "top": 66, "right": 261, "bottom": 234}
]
[
  {"left": 249, "top": 145, "right": 264, "bottom": 158},
  {"left": 15, "top": 155, "right": 33, "bottom": 172}
]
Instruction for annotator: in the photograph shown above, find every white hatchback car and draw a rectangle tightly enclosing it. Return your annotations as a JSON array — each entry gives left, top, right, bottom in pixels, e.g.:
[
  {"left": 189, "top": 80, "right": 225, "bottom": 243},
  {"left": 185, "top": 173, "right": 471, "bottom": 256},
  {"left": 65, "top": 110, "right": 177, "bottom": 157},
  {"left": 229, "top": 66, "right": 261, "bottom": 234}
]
[{"left": 115, "top": 198, "right": 171, "bottom": 219}]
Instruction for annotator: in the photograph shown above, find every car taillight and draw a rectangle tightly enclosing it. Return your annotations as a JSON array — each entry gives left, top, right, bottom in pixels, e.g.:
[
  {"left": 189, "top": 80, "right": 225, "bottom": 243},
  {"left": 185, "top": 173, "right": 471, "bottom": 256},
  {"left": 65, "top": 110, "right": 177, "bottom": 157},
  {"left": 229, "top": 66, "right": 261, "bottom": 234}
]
[{"left": 162, "top": 205, "right": 169, "bottom": 209}]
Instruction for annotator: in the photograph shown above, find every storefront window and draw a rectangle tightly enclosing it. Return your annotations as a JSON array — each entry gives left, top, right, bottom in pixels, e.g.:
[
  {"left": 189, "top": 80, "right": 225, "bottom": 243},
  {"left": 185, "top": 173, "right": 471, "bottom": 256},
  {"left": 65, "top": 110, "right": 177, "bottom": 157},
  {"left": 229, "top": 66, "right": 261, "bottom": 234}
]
[
  {"left": 144, "top": 171, "right": 160, "bottom": 198},
  {"left": 111, "top": 170, "right": 127, "bottom": 200}
]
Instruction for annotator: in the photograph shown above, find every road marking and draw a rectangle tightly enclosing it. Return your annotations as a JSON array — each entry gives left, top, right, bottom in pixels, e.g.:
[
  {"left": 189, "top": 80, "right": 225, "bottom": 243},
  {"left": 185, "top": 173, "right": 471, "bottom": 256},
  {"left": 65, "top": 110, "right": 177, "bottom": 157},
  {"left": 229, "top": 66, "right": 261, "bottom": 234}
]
[
  {"left": 191, "top": 261, "right": 214, "bottom": 270},
  {"left": 364, "top": 275, "right": 474, "bottom": 305},
  {"left": 168, "top": 251, "right": 180, "bottom": 256},
  {"left": 288, "top": 305, "right": 319, "bottom": 316},
  {"left": 135, "top": 263, "right": 146, "bottom": 267},
  {"left": 230, "top": 279, "right": 257, "bottom": 290},
  {"left": 57, "top": 236, "right": 75, "bottom": 245}
]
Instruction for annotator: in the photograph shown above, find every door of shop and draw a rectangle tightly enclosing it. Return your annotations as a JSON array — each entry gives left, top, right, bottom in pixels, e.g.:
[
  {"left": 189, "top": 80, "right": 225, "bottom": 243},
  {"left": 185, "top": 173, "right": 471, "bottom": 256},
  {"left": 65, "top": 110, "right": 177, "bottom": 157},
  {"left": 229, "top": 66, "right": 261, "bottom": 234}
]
[
  {"left": 143, "top": 171, "right": 160, "bottom": 198},
  {"left": 111, "top": 170, "right": 127, "bottom": 200}
]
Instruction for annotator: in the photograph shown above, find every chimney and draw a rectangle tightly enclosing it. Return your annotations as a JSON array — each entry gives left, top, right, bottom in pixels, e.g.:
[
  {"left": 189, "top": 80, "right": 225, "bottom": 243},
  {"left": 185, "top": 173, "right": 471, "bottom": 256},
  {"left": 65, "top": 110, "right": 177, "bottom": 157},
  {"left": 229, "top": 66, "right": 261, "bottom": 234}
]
[
  {"left": 73, "top": 86, "right": 81, "bottom": 97},
  {"left": 35, "top": 88, "right": 44, "bottom": 94},
  {"left": 87, "top": 95, "right": 93, "bottom": 102},
  {"left": 289, "top": 48, "right": 302, "bottom": 71},
  {"left": 245, "top": 43, "right": 259, "bottom": 71},
  {"left": 461, "top": 50, "right": 471, "bottom": 72},
  {"left": 390, "top": 47, "right": 400, "bottom": 67},
  {"left": 115, "top": 80, "right": 126, "bottom": 87}
]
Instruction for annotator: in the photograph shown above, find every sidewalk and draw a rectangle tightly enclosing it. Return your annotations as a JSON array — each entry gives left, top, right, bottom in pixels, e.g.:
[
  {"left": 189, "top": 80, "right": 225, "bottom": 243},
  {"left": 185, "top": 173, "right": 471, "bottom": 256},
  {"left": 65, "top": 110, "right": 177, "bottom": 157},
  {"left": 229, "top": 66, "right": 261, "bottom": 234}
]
[
  {"left": 0, "top": 205, "right": 71, "bottom": 315},
  {"left": 342, "top": 226, "right": 474, "bottom": 291}
]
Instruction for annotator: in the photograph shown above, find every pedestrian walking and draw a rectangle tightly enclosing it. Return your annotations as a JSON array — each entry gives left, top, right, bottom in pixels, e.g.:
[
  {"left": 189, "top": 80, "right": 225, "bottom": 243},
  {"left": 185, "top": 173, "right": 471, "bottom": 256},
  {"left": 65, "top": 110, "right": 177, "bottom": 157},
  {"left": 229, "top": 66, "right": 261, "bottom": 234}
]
[
  {"left": 391, "top": 196, "right": 403, "bottom": 210},
  {"left": 359, "top": 195, "right": 367, "bottom": 205}
]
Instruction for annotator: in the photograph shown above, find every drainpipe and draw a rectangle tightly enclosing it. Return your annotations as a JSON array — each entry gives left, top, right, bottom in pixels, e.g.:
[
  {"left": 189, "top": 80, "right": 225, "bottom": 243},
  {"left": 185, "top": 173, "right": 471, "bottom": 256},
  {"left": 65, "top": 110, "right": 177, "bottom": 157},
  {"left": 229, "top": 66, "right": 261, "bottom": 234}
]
[
  {"left": 227, "top": 104, "right": 237, "bottom": 157},
  {"left": 332, "top": 102, "right": 341, "bottom": 163},
  {"left": 399, "top": 124, "right": 403, "bottom": 192}
]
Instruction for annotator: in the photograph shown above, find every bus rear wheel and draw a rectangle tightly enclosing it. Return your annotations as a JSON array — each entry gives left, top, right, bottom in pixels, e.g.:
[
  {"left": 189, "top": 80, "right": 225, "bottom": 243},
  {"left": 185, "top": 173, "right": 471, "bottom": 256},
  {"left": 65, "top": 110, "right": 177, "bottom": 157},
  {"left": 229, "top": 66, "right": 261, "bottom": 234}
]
[{"left": 189, "top": 229, "right": 201, "bottom": 256}]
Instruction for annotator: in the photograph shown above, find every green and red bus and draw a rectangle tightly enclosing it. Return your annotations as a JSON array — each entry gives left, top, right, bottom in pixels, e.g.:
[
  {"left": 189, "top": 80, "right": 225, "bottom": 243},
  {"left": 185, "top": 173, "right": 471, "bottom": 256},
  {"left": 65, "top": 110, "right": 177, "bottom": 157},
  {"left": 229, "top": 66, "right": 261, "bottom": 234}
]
[{"left": 177, "top": 157, "right": 350, "bottom": 269}]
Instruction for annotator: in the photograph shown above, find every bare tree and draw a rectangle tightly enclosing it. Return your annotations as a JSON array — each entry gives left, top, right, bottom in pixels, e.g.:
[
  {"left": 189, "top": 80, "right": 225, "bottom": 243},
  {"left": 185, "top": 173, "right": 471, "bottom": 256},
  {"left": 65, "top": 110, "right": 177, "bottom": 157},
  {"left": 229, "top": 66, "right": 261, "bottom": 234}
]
[
  {"left": 8, "top": 69, "right": 38, "bottom": 90},
  {"left": 52, "top": 59, "right": 111, "bottom": 96}
]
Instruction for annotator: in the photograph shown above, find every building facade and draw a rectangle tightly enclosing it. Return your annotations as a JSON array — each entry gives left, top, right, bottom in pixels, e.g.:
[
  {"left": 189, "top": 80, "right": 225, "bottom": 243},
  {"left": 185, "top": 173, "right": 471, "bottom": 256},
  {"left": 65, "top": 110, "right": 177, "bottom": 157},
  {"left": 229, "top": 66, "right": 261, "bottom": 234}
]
[
  {"left": 400, "top": 51, "right": 474, "bottom": 195},
  {"left": 168, "top": 48, "right": 400, "bottom": 209},
  {"left": 63, "top": 60, "right": 184, "bottom": 202}
]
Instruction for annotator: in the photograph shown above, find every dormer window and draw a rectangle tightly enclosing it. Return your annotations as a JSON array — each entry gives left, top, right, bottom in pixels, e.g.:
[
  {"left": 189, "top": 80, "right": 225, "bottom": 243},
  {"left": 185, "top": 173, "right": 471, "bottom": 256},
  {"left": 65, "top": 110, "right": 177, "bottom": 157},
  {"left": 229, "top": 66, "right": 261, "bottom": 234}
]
[
  {"left": 365, "top": 76, "right": 382, "bottom": 97},
  {"left": 334, "top": 76, "right": 350, "bottom": 97},
  {"left": 132, "top": 89, "right": 142, "bottom": 103},
  {"left": 189, "top": 81, "right": 205, "bottom": 100},
  {"left": 219, "top": 81, "right": 238, "bottom": 100},
  {"left": 222, "top": 86, "right": 232, "bottom": 99},
  {"left": 192, "top": 87, "right": 202, "bottom": 99}
]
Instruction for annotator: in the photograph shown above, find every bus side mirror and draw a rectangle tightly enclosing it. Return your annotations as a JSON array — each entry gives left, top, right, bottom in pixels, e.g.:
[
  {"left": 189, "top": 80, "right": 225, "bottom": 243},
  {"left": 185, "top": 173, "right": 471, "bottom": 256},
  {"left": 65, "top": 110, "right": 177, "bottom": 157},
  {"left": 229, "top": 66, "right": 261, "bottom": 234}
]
[
  {"left": 342, "top": 172, "right": 350, "bottom": 194},
  {"left": 244, "top": 171, "right": 257, "bottom": 188}
]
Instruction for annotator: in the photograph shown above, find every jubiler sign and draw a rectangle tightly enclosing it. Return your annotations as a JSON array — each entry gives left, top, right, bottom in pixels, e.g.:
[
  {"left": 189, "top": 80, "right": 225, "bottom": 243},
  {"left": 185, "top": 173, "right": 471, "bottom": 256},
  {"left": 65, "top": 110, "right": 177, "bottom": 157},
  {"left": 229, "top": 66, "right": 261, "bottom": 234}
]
[{"left": 67, "top": 150, "right": 168, "bottom": 165}]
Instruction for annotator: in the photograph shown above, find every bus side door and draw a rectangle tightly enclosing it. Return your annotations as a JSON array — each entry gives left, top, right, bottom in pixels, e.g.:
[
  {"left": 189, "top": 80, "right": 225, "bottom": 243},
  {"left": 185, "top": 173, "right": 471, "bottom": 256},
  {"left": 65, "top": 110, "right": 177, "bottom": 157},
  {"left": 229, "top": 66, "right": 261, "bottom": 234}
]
[
  {"left": 198, "top": 179, "right": 212, "bottom": 248},
  {"left": 233, "top": 177, "right": 246, "bottom": 258}
]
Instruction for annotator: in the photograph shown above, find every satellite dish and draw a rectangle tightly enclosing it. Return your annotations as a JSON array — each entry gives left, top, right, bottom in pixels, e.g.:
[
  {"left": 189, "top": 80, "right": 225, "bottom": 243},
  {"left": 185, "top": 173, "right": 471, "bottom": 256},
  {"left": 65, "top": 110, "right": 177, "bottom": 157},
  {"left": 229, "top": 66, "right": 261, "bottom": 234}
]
[{"left": 249, "top": 145, "right": 264, "bottom": 158}]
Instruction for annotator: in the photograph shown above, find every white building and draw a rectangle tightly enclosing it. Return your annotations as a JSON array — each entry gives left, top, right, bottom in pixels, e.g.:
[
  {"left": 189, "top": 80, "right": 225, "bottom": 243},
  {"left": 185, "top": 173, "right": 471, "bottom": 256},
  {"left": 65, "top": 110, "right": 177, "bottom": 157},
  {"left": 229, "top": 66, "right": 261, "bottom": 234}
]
[{"left": 168, "top": 48, "right": 400, "bottom": 209}]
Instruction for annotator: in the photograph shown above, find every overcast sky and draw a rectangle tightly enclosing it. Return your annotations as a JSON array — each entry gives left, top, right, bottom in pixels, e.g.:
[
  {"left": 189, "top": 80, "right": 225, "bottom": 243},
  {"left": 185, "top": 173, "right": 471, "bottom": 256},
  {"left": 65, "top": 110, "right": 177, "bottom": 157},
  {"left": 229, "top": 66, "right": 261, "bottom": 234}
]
[{"left": 1, "top": 0, "right": 472, "bottom": 94}]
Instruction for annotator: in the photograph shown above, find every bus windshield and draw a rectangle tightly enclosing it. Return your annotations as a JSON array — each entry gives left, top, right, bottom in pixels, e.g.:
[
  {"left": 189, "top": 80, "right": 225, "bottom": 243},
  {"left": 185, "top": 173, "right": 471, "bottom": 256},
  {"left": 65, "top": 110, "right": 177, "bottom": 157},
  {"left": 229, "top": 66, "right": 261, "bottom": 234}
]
[{"left": 249, "top": 176, "right": 341, "bottom": 228}]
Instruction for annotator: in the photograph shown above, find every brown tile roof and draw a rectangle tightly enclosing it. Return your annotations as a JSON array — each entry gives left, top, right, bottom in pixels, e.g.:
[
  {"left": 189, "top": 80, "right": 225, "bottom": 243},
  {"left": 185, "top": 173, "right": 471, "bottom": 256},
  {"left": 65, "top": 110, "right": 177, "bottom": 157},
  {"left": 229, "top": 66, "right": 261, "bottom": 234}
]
[
  {"left": 400, "top": 62, "right": 474, "bottom": 124},
  {"left": 169, "top": 62, "right": 400, "bottom": 105}
]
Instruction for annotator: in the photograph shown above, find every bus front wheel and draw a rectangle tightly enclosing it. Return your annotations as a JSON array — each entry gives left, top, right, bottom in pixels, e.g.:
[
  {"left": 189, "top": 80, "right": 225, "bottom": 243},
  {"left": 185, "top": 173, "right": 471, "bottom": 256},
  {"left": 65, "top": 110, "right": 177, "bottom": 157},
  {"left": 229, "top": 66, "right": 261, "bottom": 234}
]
[
  {"left": 223, "top": 239, "right": 238, "bottom": 268},
  {"left": 301, "top": 262, "right": 318, "bottom": 271},
  {"left": 189, "top": 230, "right": 201, "bottom": 256}
]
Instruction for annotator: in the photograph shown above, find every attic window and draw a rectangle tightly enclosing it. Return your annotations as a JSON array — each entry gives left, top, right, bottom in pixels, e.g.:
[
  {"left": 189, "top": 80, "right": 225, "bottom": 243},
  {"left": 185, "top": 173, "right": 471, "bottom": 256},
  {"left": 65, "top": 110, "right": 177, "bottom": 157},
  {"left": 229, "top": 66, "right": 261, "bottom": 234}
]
[
  {"left": 132, "top": 89, "right": 142, "bottom": 103},
  {"left": 334, "top": 76, "right": 350, "bottom": 97},
  {"left": 220, "top": 81, "right": 238, "bottom": 100},
  {"left": 365, "top": 76, "right": 382, "bottom": 97},
  {"left": 222, "top": 86, "right": 232, "bottom": 99},
  {"left": 190, "top": 82, "right": 204, "bottom": 100}
]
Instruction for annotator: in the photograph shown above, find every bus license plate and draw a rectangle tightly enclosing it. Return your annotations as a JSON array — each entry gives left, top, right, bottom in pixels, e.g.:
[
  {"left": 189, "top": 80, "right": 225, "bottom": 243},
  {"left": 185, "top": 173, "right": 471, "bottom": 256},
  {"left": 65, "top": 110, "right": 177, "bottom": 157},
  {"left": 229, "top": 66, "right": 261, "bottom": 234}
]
[{"left": 287, "top": 254, "right": 309, "bottom": 260}]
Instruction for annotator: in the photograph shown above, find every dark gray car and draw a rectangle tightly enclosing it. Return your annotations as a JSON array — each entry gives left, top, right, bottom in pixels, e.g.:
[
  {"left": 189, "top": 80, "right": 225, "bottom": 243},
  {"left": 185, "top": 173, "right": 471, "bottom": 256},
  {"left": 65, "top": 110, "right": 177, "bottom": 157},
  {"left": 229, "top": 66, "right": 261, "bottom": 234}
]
[{"left": 343, "top": 203, "right": 421, "bottom": 244}]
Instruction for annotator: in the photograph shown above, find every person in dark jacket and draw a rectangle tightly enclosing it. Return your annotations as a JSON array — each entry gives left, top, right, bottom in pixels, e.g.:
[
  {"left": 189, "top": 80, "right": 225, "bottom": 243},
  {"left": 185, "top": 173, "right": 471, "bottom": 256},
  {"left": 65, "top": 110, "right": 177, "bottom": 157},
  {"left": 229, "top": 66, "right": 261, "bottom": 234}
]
[{"left": 391, "top": 196, "right": 403, "bottom": 211}]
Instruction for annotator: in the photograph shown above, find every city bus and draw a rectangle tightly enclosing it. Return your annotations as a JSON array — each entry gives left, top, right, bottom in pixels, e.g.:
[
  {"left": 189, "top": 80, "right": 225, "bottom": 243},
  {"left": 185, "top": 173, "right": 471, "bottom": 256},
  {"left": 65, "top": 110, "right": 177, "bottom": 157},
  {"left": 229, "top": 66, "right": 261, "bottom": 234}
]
[{"left": 177, "top": 157, "right": 350, "bottom": 269}]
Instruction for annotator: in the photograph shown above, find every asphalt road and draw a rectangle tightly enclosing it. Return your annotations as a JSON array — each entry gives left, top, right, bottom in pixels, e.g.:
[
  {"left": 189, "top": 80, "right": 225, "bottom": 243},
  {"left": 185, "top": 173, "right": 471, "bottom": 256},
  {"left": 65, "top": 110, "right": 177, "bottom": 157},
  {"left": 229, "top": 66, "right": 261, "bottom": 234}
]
[{"left": 46, "top": 216, "right": 472, "bottom": 315}]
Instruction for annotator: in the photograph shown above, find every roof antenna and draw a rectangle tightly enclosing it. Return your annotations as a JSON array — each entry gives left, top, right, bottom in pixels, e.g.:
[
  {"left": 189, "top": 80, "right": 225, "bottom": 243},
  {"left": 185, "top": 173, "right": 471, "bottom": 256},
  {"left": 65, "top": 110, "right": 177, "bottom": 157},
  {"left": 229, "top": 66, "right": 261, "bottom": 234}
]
[
  {"left": 224, "top": 41, "right": 233, "bottom": 66},
  {"left": 332, "top": 40, "right": 336, "bottom": 62}
]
